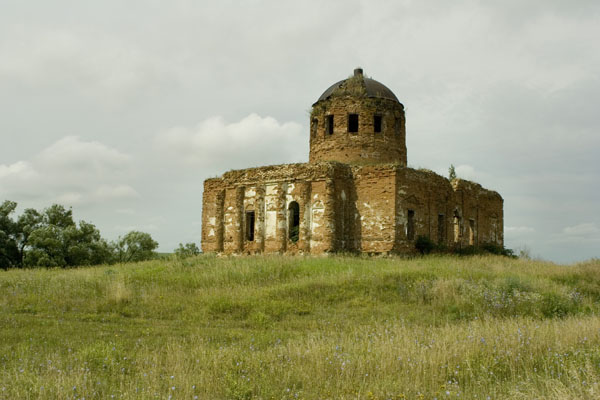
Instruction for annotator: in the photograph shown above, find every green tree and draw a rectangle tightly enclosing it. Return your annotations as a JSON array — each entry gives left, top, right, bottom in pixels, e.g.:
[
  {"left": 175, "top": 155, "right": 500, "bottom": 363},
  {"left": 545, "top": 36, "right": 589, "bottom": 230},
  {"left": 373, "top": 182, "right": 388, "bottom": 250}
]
[
  {"left": 113, "top": 231, "right": 159, "bottom": 263},
  {"left": 24, "top": 204, "right": 76, "bottom": 267},
  {"left": 24, "top": 204, "right": 111, "bottom": 268},
  {"left": 1, "top": 200, "right": 158, "bottom": 268},
  {"left": 0, "top": 201, "right": 19, "bottom": 269},
  {"left": 15, "top": 208, "right": 43, "bottom": 266},
  {"left": 448, "top": 164, "right": 457, "bottom": 181},
  {"left": 174, "top": 242, "right": 200, "bottom": 259}
]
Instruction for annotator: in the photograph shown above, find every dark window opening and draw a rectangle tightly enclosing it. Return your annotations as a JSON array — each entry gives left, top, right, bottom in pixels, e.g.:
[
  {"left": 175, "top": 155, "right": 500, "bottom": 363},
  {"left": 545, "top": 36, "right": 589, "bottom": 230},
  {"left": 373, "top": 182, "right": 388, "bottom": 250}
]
[
  {"left": 407, "top": 209, "right": 415, "bottom": 240},
  {"left": 438, "top": 214, "right": 445, "bottom": 243},
  {"left": 245, "top": 211, "right": 255, "bottom": 242},
  {"left": 395, "top": 118, "right": 401, "bottom": 135},
  {"left": 453, "top": 211, "right": 461, "bottom": 243},
  {"left": 326, "top": 115, "right": 334, "bottom": 135},
  {"left": 348, "top": 114, "right": 359, "bottom": 133},
  {"left": 288, "top": 201, "right": 300, "bottom": 243},
  {"left": 374, "top": 115, "right": 382, "bottom": 133},
  {"left": 311, "top": 118, "right": 318, "bottom": 138},
  {"left": 469, "top": 219, "right": 475, "bottom": 245}
]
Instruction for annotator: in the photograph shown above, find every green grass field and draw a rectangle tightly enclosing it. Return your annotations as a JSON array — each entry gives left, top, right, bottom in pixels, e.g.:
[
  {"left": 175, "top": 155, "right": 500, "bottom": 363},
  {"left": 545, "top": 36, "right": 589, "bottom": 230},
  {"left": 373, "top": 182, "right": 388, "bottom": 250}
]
[{"left": 1, "top": 255, "right": 600, "bottom": 399}]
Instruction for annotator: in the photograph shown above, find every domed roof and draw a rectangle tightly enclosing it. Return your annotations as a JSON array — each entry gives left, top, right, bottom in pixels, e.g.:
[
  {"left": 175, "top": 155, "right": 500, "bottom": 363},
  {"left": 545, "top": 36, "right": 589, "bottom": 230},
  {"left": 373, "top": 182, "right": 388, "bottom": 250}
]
[{"left": 315, "top": 68, "right": 400, "bottom": 104}]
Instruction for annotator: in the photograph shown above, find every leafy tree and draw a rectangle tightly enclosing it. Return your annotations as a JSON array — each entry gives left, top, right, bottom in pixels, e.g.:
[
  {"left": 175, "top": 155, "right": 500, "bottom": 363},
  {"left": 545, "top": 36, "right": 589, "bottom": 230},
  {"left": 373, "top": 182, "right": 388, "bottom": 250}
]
[
  {"left": 44, "top": 204, "right": 74, "bottom": 228},
  {"left": 174, "top": 242, "right": 200, "bottom": 259},
  {"left": 113, "top": 231, "right": 158, "bottom": 263},
  {"left": 1, "top": 200, "right": 160, "bottom": 268},
  {"left": 15, "top": 208, "right": 43, "bottom": 265},
  {"left": 448, "top": 164, "right": 457, "bottom": 181},
  {"left": 24, "top": 204, "right": 78, "bottom": 268},
  {"left": 0, "top": 201, "right": 19, "bottom": 269}
]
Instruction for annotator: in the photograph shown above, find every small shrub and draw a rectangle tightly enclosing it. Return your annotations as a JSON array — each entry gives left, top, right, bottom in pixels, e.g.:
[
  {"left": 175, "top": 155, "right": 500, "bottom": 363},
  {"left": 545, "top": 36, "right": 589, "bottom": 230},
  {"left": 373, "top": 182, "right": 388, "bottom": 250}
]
[
  {"left": 415, "top": 235, "right": 435, "bottom": 255},
  {"left": 541, "top": 292, "right": 575, "bottom": 318},
  {"left": 174, "top": 242, "right": 200, "bottom": 259},
  {"left": 481, "top": 242, "right": 516, "bottom": 257}
]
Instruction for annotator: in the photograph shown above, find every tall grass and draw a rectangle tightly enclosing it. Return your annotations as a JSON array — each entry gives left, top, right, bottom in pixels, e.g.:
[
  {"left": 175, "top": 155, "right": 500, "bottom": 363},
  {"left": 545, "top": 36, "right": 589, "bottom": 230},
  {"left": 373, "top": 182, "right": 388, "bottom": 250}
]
[{"left": 1, "top": 255, "right": 599, "bottom": 399}]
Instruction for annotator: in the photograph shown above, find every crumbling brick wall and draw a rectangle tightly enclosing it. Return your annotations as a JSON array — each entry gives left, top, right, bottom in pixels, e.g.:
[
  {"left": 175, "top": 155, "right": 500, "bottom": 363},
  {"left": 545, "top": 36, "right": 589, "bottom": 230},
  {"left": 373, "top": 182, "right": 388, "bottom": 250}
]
[
  {"left": 201, "top": 162, "right": 503, "bottom": 255},
  {"left": 309, "top": 74, "right": 406, "bottom": 166}
]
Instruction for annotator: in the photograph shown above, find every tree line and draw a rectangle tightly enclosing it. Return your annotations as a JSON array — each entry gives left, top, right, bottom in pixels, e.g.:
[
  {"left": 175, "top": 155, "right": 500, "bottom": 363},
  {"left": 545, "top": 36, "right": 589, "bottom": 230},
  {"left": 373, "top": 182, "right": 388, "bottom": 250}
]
[{"left": 0, "top": 200, "right": 159, "bottom": 269}]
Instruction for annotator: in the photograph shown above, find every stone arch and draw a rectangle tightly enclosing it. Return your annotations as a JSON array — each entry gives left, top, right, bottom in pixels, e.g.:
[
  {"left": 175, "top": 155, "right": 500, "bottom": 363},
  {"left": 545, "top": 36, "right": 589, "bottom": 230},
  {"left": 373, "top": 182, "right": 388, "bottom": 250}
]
[
  {"left": 288, "top": 201, "right": 300, "bottom": 243},
  {"left": 453, "top": 209, "right": 462, "bottom": 243}
]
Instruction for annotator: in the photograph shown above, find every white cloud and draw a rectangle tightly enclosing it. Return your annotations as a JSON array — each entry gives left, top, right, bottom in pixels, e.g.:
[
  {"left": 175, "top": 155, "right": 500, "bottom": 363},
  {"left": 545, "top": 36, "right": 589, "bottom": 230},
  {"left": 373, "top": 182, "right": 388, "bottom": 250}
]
[
  {"left": 506, "top": 226, "right": 536, "bottom": 234},
  {"left": 155, "top": 114, "right": 306, "bottom": 172},
  {"left": 563, "top": 223, "right": 600, "bottom": 237},
  {"left": 0, "top": 136, "right": 137, "bottom": 206}
]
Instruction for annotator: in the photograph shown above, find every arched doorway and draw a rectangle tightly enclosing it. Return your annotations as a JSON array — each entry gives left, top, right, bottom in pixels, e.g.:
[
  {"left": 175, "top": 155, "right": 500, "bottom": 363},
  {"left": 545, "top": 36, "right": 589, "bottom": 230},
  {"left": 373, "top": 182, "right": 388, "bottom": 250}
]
[
  {"left": 453, "top": 210, "right": 461, "bottom": 243},
  {"left": 288, "top": 201, "right": 300, "bottom": 243}
]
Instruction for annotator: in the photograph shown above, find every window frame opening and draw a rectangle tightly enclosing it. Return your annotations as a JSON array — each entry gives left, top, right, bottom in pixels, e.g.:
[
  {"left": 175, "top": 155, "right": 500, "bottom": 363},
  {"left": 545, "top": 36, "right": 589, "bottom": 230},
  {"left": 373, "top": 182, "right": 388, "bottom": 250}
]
[
  {"left": 245, "top": 211, "right": 255, "bottom": 242},
  {"left": 288, "top": 201, "right": 300, "bottom": 243},
  {"left": 490, "top": 217, "right": 498, "bottom": 243},
  {"left": 311, "top": 118, "right": 318, "bottom": 138},
  {"left": 453, "top": 211, "right": 461, "bottom": 243},
  {"left": 348, "top": 113, "right": 359, "bottom": 133},
  {"left": 469, "top": 218, "right": 475, "bottom": 245},
  {"left": 407, "top": 209, "right": 415, "bottom": 241},
  {"left": 374, "top": 115, "right": 382, "bottom": 133},
  {"left": 326, "top": 115, "right": 334, "bottom": 135}
]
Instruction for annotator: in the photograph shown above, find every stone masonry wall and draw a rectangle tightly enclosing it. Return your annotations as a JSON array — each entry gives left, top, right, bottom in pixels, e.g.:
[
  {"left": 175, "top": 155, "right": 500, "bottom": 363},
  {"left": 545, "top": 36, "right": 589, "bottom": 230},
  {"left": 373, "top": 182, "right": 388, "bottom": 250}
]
[
  {"left": 309, "top": 97, "right": 406, "bottom": 165},
  {"left": 350, "top": 164, "right": 397, "bottom": 253},
  {"left": 201, "top": 162, "right": 503, "bottom": 255}
]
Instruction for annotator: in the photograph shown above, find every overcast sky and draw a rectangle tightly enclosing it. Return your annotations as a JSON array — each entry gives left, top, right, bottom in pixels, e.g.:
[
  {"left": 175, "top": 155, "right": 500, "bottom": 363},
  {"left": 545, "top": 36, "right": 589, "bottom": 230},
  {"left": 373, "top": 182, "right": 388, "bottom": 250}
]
[{"left": 1, "top": 0, "right": 599, "bottom": 263}]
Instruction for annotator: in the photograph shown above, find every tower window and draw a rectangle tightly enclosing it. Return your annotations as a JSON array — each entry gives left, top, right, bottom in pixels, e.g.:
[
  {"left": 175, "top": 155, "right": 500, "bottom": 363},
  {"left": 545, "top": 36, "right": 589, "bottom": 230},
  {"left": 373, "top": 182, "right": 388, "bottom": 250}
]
[
  {"left": 245, "top": 211, "right": 255, "bottom": 242},
  {"left": 288, "top": 201, "right": 300, "bottom": 243},
  {"left": 326, "top": 115, "right": 334, "bottom": 135},
  {"left": 395, "top": 118, "right": 401, "bottom": 135},
  {"left": 407, "top": 209, "right": 415, "bottom": 240},
  {"left": 348, "top": 114, "right": 359, "bottom": 133},
  {"left": 374, "top": 115, "right": 382, "bottom": 133}
]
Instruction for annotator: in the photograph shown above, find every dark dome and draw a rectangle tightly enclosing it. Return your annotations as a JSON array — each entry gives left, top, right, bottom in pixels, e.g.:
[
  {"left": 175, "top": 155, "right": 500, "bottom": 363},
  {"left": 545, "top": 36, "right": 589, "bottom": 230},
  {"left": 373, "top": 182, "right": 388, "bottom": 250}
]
[{"left": 315, "top": 68, "right": 399, "bottom": 104}]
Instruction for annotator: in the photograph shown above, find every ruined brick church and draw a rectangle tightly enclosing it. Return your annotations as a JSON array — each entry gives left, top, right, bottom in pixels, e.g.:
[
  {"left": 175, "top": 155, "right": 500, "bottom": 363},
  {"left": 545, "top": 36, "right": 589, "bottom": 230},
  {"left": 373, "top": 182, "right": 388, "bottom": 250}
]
[{"left": 202, "top": 68, "right": 503, "bottom": 254}]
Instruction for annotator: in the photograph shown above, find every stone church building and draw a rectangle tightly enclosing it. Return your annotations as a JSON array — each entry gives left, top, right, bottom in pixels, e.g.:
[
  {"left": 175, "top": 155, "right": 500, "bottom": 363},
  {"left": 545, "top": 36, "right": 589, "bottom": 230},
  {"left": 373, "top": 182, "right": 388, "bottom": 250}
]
[{"left": 201, "top": 68, "right": 503, "bottom": 254}]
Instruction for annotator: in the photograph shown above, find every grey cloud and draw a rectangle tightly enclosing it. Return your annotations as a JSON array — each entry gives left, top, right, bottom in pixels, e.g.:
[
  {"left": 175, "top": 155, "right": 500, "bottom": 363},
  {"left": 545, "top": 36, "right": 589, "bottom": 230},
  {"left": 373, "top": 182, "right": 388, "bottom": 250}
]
[
  {"left": 154, "top": 114, "right": 306, "bottom": 174},
  {"left": 0, "top": 136, "right": 138, "bottom": 206}
]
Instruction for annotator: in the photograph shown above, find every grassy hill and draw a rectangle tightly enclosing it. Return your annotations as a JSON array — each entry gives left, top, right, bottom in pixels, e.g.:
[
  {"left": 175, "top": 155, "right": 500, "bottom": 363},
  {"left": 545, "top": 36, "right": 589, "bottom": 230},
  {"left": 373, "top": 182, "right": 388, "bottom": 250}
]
[{"left": 1, "top": 255, "right": 600, "bottom": 399}]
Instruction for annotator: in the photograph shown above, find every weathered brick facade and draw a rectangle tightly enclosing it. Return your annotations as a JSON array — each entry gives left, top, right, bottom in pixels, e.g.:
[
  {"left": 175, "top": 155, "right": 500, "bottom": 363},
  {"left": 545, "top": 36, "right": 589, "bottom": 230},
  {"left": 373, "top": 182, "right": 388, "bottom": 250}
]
[{"left": 202, "top": 68, "right": 503, "bottom": 255}]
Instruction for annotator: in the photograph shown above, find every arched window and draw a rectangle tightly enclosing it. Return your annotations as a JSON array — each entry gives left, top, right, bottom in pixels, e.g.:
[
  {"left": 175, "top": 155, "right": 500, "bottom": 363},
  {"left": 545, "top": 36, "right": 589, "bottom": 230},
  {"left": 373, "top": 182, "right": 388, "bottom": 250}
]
[
  {"left": 326, "top": 115, "right": 334, "bottom": 135},
  {"left": 245, "top": 211, "right": 255, "bottom": 242},
  {"left": 453, "top": 210, "right": 461, "bottom": 243},
  {"left": 288, "top": 201, "right": 300, "bottom": 243},
  {"left": 348, "top": 114, "right": 359, "bottom": 133},
  {"left": 311, "top": 118, "right": 318, "bottom": 138}
]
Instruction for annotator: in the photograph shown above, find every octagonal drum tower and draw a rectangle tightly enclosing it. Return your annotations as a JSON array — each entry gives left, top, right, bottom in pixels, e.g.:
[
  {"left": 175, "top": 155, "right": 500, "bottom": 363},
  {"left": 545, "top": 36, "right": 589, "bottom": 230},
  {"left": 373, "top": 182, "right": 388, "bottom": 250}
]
[{"left": 309, "top": 68, "right": 407, "bottom": 165}]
